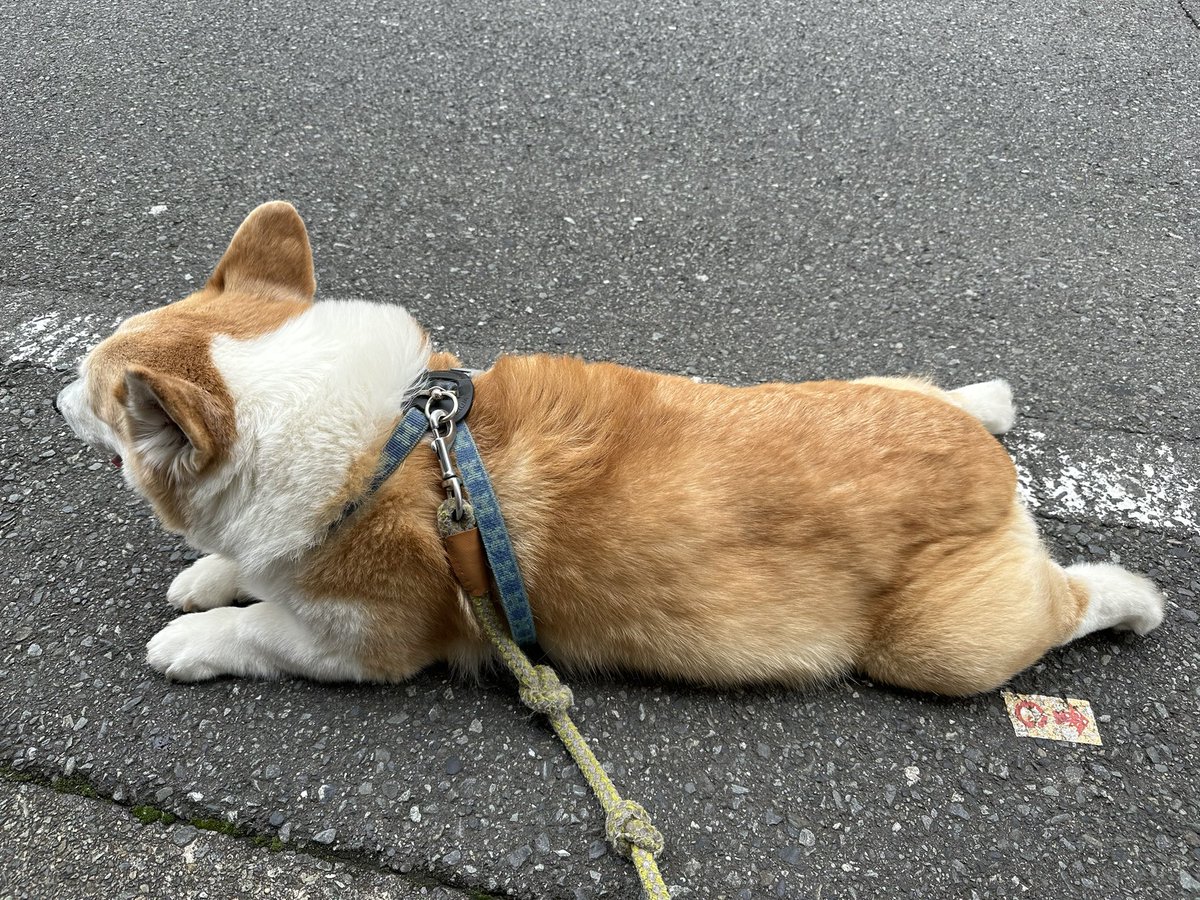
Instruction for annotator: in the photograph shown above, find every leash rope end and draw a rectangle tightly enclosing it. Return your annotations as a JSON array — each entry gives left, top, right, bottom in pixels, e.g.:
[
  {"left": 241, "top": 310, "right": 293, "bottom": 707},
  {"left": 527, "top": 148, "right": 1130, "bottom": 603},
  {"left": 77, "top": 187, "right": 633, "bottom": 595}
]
[{"left": 437, "top": 503, "right": 670, "bottom": 898}]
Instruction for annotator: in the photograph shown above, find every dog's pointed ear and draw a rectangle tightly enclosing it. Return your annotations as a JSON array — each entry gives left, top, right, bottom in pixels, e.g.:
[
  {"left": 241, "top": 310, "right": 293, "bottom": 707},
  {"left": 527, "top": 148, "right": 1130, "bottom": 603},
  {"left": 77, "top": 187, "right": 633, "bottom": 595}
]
[
  {"left": 122, "top": 366, "right": 235, "bottom": 478},
  {"left": 207, "top": 201, "right": 316, "bottom": 301}
]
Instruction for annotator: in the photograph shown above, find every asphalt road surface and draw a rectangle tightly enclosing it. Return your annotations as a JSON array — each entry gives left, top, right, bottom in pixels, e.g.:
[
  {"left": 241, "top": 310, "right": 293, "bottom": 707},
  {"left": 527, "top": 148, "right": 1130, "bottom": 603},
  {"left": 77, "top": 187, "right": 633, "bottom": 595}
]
[{"left": 2, "top": 2, "right": 1199, "bottom": 898}]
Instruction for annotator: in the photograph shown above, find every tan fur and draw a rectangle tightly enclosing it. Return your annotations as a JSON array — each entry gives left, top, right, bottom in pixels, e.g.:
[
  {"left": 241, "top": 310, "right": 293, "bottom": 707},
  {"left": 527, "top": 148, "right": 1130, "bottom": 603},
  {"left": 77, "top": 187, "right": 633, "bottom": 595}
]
[
  {"left": 79, "top": 203, "right": 1122, "bottom": 696},
  {"left": 302, "top": 355, "right": 1086, "bottom": 694}
]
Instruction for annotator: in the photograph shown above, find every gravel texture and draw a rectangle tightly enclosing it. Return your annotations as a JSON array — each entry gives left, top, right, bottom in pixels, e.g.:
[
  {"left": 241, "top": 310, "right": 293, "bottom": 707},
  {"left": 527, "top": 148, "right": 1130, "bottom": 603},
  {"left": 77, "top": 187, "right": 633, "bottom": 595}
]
[{"left": 1, "top": 1, "right": 1199, "bottom": 898}]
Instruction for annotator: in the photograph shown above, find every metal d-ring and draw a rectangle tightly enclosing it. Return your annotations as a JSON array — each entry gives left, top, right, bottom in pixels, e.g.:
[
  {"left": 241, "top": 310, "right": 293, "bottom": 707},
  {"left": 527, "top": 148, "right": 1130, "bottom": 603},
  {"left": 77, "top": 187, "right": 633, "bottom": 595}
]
[{"left": 425, "top": 388, "right": 459, "bottom": 425}]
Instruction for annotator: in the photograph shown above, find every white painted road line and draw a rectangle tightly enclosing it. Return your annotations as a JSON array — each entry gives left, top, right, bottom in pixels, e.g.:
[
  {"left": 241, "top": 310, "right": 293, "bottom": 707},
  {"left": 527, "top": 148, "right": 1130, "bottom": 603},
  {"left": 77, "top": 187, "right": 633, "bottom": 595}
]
[
  {"left": 2, "top": 310, "right": 1195, "bottom": 533},
  {"left": 1013, "top": 432, "right": 1197, "bottom": 532},
  {"left": 2, "top": 310, "right": 119, "bottom": 370}
]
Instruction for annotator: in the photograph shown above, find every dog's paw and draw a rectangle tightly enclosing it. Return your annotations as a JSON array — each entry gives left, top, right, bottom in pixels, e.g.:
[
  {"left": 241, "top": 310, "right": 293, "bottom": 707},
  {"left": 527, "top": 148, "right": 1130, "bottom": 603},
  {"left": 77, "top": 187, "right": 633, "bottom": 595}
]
[
  {"left": 146, "top": 608, "right": 241, "bottom": 681},
  {"left": 950, "top": 379, "right": 1016, "bottom": 435},
  {"left": 1067, "top": 563, "right": 1165, "bottom": 639},
  {"left": 167, "top": 555, "right": 241, "bottom": 612}
]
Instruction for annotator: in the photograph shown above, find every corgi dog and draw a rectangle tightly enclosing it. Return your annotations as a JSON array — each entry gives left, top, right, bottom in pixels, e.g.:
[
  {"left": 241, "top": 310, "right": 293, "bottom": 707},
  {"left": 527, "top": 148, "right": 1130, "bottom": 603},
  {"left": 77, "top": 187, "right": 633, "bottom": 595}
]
[{"left": 56, "top": 201, "right": 1164, "bottom": 695}]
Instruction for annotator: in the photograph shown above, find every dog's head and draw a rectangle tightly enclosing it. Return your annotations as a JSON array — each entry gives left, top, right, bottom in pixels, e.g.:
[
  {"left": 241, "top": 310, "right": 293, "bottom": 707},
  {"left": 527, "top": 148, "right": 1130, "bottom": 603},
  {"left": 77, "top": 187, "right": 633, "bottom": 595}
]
[{"left": 57, "top": 202, "right": 316, "bottom": 531}]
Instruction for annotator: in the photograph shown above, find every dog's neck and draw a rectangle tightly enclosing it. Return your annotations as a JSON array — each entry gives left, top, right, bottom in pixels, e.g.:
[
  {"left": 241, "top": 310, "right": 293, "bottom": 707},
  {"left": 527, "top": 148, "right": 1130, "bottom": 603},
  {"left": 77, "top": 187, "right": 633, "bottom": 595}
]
[{"left": 186, "top": 300, "right": 431, "bottom": 572}]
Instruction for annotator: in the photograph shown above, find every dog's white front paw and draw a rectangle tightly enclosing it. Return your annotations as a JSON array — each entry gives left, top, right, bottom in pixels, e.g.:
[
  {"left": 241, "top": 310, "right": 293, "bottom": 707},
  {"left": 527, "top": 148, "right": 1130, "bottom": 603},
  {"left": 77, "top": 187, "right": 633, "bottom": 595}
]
[
  {"left": 167, "top": 555, "right": 241, "bottom": 612},
  {"left": 146, "top": 608, "right": 243, "bottom": 681}
]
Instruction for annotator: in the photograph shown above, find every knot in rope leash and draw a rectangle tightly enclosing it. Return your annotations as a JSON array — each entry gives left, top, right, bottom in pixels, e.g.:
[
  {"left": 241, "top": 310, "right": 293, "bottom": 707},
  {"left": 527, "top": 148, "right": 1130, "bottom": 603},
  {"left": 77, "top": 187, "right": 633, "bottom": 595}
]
[
  {"left": 606, "top": 799, "right": 665, "bottom": 858},
  {"left": 518, "top": 665, "right": 574, "bottom": 716},
  {"left": 437, "top": 499, "right": 670, "bottom": 899},
  {"left": 355, "top": 374, "right": 669, "bottom": 896}
]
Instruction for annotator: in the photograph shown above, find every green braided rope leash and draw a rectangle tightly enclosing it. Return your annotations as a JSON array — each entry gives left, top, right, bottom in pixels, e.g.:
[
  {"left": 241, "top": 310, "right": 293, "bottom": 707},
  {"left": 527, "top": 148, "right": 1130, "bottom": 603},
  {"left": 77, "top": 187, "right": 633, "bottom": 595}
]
[{"left": 438, "top": 501, "right": 670, "bottom": 900}]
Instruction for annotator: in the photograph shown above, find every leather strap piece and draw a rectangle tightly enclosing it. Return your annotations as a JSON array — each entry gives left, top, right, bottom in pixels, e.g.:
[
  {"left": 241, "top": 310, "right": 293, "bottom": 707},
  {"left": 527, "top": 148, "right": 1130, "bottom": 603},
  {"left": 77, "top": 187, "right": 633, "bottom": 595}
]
[{"left": 444, "top": 526, "right": 491, "bottom": 598}]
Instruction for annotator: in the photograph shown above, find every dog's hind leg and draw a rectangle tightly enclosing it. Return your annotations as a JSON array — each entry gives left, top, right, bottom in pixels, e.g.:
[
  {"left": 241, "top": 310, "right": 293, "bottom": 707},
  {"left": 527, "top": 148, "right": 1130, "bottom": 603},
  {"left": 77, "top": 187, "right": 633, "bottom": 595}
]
[
  {"left": 1061, "top": 563, "right": 1164, "bottom": 640},
  {"left": 858, "top": 503, "right": 1162, "bottom": 696}
]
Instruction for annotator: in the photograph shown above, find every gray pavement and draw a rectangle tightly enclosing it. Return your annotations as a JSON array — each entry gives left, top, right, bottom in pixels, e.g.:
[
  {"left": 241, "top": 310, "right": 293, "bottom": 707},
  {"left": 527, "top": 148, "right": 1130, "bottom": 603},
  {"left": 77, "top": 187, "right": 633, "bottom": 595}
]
[
  {"left": 0, "top": 777, "right": 460, "bottom": 899},
  {"left": 2, "top": 1, "right": 1199, "bottom": 898}
]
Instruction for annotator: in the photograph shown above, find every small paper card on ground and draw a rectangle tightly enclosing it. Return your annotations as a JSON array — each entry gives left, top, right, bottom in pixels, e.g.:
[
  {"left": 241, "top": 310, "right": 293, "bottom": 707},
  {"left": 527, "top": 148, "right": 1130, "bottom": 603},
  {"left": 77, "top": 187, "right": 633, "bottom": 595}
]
[{"left": 1001, "top": 691, "right": 1102, "bottom": 745}]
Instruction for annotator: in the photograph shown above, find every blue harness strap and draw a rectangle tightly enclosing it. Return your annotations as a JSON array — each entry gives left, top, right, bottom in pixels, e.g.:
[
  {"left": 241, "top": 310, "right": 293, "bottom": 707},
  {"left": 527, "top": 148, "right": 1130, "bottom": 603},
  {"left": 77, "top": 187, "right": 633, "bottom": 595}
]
[
  {"left": 368, "top": 405, "right": 430, "bottom": 494},
  {"left": 334, "top": 372, "right": 538, "bottom": 646},
  {"left": 335, "top": 405, "right": 429, "bottom": 525},
  {"left": 452, "top": 421, "right": 538, "bottom": 646}
]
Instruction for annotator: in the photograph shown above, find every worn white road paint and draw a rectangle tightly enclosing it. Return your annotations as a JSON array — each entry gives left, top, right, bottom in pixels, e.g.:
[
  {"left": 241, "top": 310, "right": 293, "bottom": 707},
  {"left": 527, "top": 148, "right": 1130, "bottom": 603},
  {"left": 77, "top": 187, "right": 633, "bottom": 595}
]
[
  {"left": 1, "top": 309, "right": 120, "bottom": 367},
  {"left": 2, "top": 308, "right": 1195, "bottom": 532},
  {"left": 1012, "top": 431, "right": 1197, "bottom": 531},
  {"left": 2, "top": 311, "right": 119, "bottom": 369}
]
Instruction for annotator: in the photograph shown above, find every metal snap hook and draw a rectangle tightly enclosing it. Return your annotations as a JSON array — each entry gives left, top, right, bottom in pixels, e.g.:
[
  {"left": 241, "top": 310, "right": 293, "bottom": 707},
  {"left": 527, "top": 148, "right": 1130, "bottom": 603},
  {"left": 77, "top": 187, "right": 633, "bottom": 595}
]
[
  {"left": 424, "top": 387, "right": 466, "bottom": 521},
  {"left": 428, "top": 409, "right": 455, "bottom": 443}
]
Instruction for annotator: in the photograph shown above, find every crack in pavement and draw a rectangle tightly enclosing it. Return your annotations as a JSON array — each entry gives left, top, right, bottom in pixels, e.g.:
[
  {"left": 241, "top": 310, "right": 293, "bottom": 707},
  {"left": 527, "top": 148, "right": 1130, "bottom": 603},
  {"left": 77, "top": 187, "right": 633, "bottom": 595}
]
[
  {"left": 1177, "top": 0, "right": 1200, "bottom": 30},
  {"left": 0, "top": 763, "right": 504, "bottom": 900}
]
